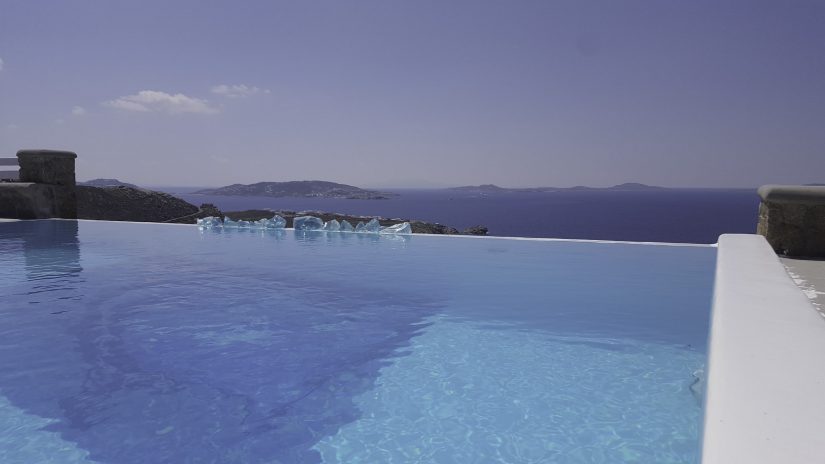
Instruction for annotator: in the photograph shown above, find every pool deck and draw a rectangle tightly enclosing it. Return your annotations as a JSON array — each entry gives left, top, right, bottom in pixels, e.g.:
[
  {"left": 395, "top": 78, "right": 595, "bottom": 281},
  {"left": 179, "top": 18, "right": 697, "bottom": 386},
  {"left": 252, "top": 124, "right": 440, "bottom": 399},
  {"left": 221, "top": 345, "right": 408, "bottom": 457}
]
[
  {"left": 702, "top": 234, "right": 825, "bottom": 464},
  {"left": 781, "top": 256, "right": 825, "bottom": 315}
]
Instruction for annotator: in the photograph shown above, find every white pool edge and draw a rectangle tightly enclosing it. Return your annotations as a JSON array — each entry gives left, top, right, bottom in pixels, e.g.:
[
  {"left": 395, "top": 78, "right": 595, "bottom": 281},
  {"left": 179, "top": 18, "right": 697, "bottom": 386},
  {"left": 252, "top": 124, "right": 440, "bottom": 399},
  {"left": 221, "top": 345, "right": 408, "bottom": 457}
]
[{"left": 702, "top": 234, "right": 825, "bottom": 464}]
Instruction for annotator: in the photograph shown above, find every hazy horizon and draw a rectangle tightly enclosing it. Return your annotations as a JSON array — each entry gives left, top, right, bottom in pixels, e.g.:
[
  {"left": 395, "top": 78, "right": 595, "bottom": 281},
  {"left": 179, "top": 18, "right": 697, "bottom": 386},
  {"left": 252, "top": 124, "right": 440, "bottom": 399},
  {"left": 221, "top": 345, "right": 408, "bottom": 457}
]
[
  {"left": 2, "top": 1, "right": 824, "bottom": 188},
  {"left": 82, "top": 177, "right": 764, "bottom": 191}
]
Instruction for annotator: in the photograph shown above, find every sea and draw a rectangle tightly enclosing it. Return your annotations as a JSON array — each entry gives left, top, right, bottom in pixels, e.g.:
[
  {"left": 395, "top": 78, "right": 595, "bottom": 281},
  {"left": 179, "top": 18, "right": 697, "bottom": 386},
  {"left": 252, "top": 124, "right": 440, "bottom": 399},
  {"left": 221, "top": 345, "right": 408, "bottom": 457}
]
[{"left": 160, "top": 188, "right": 759, "bottom": 244}]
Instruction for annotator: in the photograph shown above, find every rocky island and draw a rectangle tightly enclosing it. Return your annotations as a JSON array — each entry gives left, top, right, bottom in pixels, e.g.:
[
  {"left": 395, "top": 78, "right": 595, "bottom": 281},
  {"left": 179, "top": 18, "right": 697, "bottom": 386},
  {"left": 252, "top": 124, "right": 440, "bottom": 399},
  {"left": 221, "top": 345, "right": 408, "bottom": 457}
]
[
  {"left": 194, "top": 180, "right": 395, "bottom": 199},
  {"left": 79, "top": 178, "right": 141, "bottom": 189}
]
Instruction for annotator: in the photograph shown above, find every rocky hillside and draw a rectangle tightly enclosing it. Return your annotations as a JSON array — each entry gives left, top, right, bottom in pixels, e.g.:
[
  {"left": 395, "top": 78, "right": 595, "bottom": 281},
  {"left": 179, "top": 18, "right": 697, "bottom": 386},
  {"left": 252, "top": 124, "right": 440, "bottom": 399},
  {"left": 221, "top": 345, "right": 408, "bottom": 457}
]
[
  {"left": 195, "top": 181, "right": 394, "bottom": 199},
  {"left": 77, "top": 186, "right": 203, "bottom": 222}
]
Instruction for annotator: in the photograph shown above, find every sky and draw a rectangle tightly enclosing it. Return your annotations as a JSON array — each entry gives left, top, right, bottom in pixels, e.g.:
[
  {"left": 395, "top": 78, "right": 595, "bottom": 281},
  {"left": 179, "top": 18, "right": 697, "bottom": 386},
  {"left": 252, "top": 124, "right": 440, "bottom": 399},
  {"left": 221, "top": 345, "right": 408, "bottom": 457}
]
[{"left": 1, "top": 0, "right": 824, "bottom": 188}]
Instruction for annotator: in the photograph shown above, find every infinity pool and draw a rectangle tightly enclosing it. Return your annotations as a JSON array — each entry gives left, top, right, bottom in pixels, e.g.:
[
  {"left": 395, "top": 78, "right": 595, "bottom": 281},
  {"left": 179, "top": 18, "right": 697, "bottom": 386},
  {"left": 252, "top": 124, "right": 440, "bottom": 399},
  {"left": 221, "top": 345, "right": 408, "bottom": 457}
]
[{"left": 0, "top": 220, "right": 715, "bottom": 463}]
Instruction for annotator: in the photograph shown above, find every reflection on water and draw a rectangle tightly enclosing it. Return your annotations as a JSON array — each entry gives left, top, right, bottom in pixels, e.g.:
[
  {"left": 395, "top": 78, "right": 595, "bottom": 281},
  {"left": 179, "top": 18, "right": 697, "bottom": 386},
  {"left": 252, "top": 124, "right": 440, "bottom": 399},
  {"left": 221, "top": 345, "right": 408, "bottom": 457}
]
[
  {"left": 20, "top": 221, "right": 83, "bottom": 304},
  {"left": 0, "top": 221, "right": 437, "bottom": 463},
  {"left": 0, "top": 220, "right": 83, "bottom": 292}
]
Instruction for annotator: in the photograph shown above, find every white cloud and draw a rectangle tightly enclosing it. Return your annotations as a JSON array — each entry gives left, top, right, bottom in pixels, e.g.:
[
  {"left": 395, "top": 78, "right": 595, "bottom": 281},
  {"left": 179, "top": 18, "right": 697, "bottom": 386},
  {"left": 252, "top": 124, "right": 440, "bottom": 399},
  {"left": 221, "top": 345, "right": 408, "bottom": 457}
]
[
  {"left": 0, "top": 57, "right": 4, "bottom": 71},
  {"left": 210, "top": 84, "right": 269, "bottom": 98},
  {"left": 5, "top": 124, "right": 18, "bottom": 130},
  {"left": 105, "top": 99, "right": 151, "bottom": 112},
  {"left": 55, "top": 119, "right": 65, "bottom": 125},
  {"left": 102, "top": 90, "right": 219, "bottom": 114},
  {"left": 71, "top": 106, "right": 87, "bottom": 116}
]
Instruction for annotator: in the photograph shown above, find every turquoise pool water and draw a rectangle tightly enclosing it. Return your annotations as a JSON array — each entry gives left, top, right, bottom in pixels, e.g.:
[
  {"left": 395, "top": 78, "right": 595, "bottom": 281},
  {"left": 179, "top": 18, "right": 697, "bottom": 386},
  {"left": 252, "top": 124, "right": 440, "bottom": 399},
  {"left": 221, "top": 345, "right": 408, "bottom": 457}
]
[{"left": 0, "top": 220, "right": 715, "bottom": 463}]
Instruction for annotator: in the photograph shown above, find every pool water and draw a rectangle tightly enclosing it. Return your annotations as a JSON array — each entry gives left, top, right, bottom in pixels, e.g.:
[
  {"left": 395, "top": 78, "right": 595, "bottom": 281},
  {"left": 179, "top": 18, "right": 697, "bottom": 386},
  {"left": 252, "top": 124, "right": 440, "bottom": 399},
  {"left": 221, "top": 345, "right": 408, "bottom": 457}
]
[{"left": 0, "top": 220, "right": 715, "bottom": 463}]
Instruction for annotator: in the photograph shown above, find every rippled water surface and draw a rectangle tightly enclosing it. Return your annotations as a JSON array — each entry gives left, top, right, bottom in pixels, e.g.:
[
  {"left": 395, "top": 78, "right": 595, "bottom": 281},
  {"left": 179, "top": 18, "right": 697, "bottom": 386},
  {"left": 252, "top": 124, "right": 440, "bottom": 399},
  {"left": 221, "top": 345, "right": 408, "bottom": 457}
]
[{"left": 0, "top": 220, "right": 715, "bottom": 463}]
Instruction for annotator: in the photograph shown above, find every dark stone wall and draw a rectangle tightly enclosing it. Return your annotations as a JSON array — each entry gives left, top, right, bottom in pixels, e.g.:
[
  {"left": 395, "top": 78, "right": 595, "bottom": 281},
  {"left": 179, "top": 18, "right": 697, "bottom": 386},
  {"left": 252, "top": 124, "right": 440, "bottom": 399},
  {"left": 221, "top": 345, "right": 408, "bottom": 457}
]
[
  {"left": 18, "top": 150, "right": 77, "bottom": 187},
  {"left": 0, "top": 184, "right": 67, "bottom": 219},
  {"left": 757, "top": 185, "right": 825, "bottom": 257},
  {"left": 0, "top": 150, "right": 78, "bottom": 219}
]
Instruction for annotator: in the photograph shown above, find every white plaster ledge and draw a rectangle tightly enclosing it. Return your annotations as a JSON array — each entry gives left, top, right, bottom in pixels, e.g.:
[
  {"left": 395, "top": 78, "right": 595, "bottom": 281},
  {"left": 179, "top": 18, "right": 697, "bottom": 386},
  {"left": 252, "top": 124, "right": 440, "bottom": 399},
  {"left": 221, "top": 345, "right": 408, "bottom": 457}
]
[{"left": 702, "top": 234, "right": 825, "bottom": 463}]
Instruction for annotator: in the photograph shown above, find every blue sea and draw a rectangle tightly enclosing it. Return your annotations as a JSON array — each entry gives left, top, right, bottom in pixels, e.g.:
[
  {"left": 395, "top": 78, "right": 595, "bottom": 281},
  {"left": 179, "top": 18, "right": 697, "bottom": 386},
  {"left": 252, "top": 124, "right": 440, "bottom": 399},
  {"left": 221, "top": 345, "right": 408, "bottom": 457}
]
[{"left": 163, "top": 188, "right": 759, "bottom": 244}]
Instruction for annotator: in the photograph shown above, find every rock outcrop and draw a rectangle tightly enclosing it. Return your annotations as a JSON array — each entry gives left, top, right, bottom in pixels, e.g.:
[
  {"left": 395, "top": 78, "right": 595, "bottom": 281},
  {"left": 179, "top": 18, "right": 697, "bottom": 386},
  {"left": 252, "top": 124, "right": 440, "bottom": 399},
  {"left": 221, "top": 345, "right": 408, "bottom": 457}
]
[{"left": 462, "top": 225, "right": 488, "bottom": 235}]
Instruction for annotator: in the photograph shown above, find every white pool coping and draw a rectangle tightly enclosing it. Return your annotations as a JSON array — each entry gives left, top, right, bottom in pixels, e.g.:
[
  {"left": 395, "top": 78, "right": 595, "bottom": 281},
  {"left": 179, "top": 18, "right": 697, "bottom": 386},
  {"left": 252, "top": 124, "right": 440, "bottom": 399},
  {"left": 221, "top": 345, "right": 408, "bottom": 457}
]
[{"left": 702, "top": 234, "right": 825, "bottom": 464}]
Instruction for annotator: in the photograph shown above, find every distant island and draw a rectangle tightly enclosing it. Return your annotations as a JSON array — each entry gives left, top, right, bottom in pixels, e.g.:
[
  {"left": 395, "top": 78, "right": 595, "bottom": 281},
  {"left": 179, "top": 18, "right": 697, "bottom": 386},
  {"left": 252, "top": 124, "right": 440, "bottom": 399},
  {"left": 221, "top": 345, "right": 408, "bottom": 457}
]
[
  {"left": 449, "top": 182, "right": 665, "bottom": 194},
  {"left": 79, "top": 178, "right": 141, "bottom": 189},
  {"left": 194, "top": 181, "right": 395, "bottom": 199}
]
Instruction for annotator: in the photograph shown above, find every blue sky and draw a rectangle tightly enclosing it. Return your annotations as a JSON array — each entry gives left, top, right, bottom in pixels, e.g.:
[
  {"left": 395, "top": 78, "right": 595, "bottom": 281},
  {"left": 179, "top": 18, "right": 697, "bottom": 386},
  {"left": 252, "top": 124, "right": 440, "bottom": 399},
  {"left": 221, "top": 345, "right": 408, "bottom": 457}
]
[{"left": 1, "top": 0, "right": 824, "bottom": 188}]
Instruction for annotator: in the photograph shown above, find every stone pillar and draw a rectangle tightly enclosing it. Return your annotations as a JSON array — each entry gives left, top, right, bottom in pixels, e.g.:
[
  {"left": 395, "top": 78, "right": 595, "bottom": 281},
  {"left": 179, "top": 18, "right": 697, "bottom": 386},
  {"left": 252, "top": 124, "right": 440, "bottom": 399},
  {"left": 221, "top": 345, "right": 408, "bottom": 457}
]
[
  {"left": 757, "top": 185, "right": 825, "bottom": 257},
  {"left": 17, "top": 149, "right": 78, "bottom": 186},
  {"left": 16, "top": 149, "right": 78, "bottom": 219}
]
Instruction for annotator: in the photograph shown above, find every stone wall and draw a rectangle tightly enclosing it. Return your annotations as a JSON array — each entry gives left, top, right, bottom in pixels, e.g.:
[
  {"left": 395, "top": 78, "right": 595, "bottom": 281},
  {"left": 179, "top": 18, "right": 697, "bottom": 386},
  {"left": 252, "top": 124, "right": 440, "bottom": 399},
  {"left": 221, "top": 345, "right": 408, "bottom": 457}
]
[
  {"left": 757, "top": 185, "right": 825, "bottom": 257},
  {"left": 0, "top": 150, "right": 78, "bottom": 219}
]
